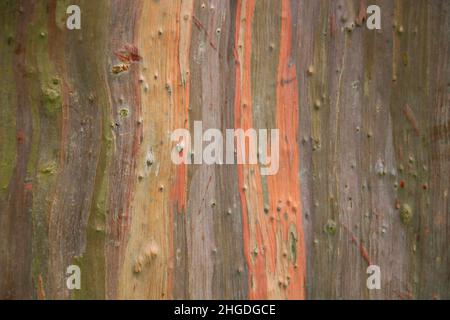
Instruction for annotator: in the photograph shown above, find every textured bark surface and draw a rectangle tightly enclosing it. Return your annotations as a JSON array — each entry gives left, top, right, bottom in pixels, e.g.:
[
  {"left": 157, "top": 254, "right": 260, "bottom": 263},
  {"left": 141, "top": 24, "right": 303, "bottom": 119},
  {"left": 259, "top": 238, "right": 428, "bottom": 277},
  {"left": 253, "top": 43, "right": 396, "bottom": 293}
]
[{"left": 0, "top": 0, "right": 449, "bottom": 299}]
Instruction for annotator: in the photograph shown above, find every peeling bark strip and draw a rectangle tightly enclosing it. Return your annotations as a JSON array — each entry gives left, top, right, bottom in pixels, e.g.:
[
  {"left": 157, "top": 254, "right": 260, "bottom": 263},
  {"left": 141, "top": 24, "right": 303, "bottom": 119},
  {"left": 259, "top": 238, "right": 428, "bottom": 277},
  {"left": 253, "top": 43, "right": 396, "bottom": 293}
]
[{"left": 0, "top": 0, "right": 449, "bottom": 299}]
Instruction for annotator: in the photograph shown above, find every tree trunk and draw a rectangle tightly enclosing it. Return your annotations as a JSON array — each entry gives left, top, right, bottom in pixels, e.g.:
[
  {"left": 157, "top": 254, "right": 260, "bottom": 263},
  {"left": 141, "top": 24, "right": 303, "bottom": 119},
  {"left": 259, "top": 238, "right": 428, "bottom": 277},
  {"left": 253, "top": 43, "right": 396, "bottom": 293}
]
[{"left": 0, "top": 0, "right": 448, "bottom": 299}]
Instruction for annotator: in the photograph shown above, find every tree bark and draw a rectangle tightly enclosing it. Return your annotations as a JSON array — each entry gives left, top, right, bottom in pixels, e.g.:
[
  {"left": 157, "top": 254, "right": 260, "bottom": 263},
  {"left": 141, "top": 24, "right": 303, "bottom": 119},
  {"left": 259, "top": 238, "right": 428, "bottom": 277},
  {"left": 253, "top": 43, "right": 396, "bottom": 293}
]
[{"left": 0, "top": 0, "right": 448, "bottom": 299}]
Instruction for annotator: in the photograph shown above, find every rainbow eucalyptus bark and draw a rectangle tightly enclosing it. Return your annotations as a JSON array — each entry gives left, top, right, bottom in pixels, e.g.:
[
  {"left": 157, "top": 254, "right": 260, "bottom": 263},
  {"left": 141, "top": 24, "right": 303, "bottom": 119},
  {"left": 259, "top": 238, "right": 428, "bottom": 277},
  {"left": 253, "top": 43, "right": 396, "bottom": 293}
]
[{"left": 0, "top": 0, "right": 449, "bottom": 300}]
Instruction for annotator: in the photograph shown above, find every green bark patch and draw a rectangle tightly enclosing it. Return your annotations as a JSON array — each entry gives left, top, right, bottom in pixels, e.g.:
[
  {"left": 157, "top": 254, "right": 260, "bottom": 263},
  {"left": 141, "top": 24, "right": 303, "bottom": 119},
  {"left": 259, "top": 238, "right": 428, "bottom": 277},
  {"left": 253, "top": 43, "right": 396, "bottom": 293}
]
[
  {"left": 42, "top": 82, "right": 62, "bottom": 118},
  {"left": 38, "top": 161, "right": 58, "bottom": 176},
  {"left": 325, "top": 219, "right": 337, "bottom": 235},
  {"left": 400, "top": 203, "right": 413, "bottom": 225},
  {"left": 0, "top": 2, "right": 18, "bottom": 198}
]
